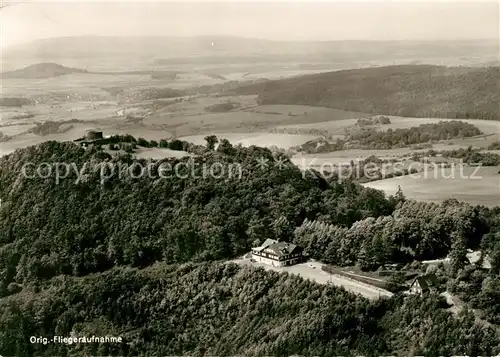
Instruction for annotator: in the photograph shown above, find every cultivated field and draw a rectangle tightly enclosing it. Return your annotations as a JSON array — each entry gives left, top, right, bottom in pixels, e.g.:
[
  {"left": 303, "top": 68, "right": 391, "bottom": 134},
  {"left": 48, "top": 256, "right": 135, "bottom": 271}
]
[
  {"left": 245, "top": 104, "right": 368, "bottom": 121},
  {"left": 363, "top": 166, "right": 500, "bottom": 207}
]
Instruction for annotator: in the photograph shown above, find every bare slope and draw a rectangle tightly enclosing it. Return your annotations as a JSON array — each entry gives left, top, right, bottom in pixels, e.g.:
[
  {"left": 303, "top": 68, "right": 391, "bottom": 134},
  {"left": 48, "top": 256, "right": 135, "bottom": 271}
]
[{"left": 233, "top": 65, "right": 500, "bottom": 120}]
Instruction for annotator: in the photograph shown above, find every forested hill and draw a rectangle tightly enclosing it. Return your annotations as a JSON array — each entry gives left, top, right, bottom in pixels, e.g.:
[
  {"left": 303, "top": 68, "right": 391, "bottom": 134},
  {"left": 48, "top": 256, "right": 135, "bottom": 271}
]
[
  {"left": 0, "top": 138, "right": 500, "bottom": 355},
  {"left": 1, "top": 262, "right": 499, "bottom": 356},
  {"left": 0, "top": 140, "right": 396, "bottom": 294},
  {"left": 233, "top": 65, "right": 500, "bottom": 120},
  {"left": 0, "top": 138, "right": 498, "bottom": 292},
  {"left": 1, "top": 63, "right": 88, "bottom": 79}
]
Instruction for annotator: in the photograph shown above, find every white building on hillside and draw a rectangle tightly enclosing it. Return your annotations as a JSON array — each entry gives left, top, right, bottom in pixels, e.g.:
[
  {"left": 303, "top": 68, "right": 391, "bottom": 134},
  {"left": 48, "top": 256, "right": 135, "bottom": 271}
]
[{"left": 251, "top": 239, "right": 304, "bottom": 267}]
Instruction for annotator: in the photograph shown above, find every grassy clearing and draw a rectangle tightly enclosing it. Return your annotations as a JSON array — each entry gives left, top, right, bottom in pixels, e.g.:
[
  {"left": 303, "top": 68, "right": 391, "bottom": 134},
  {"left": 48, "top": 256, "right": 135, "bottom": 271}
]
[
  {"left": 144, "top": 95, "right": 258, "bottom": 125},
  {"left": 0, "top": 109, "right": 35, "bottom": 121},
  {"left": 146, "top": 111, "right": 285, "bottom": 137},
  {"left": 1, "top": 72, "right": 219, "bottom": 98},
  {"left": 434, "top": 134, "right": 500, "bottom": 150},
  {"left": 0, "top": 124, "right": 36, "bottom": 136}
]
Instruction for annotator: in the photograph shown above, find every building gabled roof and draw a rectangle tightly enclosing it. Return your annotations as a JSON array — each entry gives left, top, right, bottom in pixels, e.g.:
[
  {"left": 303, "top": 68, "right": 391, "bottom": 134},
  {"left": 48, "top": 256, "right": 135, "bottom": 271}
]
[
  {"left": 412, "top": 274, "right": 439, "bottom": 291},
  {"left": 251, "top": 238, "right": 278, "bottom": 252},
  {"left": 261, "top": 238, "right": 279, "bottom": 249},
  {"left": 251, "top": 239, "right": 302, "bottom": 257},
  {"left": 267, "top": 241, "right": 301, "bottom": 257}
]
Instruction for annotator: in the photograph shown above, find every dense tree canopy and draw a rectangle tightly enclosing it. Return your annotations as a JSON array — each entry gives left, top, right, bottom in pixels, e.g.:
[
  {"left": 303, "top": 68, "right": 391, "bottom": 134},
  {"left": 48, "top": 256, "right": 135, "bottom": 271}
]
[
  {"left": 294, "top": 199, "right": 488, "bottom": 269},
  {"left": 1, "top": 263, "right": 499, "bottom": 357},
  {"left": 345, "top": 121, "right": 482, "bottom": 149}
]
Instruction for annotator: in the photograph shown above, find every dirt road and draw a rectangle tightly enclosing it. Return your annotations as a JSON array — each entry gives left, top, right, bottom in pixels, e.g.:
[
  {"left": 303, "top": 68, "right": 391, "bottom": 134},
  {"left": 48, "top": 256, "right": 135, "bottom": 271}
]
[{"left": 230, "top": 257, "right": 393, "bottom": 300}]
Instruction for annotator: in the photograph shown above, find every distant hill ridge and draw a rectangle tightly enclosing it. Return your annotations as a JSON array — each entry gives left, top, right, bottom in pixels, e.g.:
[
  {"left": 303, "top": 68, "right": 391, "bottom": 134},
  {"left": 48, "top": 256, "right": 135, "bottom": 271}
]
[
  {"left": 2, "top": 62, "right": 88, "bottom": 79},
  {"left": 233, "top": 65, "right": 500, "bottom": 120}
]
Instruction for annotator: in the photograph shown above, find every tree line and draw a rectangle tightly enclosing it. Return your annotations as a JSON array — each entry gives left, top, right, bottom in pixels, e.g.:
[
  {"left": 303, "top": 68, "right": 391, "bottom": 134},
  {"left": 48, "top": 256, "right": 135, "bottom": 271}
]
[
  {"left": 296, "top": 121, "right": 483, "bottom": 153},
  {"left": 294, "top": 199, "right": 489, "bottom": 270},
  {"left": 356, "top": 116, "right": 391, "bottom": 126},
  {"left": 439, "top": 147, "right": 500, "bottom": 166},
  {"left": 345, "top": 121, "right": 482, "bottom": 149}
]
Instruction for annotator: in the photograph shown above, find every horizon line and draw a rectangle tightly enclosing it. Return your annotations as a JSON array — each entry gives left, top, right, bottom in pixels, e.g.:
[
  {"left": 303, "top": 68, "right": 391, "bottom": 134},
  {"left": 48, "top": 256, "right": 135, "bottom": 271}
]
[{"left": 4, "top": 34, "right": 499, "bottom": 49}]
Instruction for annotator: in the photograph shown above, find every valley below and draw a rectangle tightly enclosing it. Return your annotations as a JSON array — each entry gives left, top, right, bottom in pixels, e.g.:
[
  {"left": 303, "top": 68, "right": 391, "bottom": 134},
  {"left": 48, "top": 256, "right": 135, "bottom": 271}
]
[
  {"left": 1, "top": 34, "right": 499, "bottom": 357},
  {"left": 2, "top": 61, "right": 499, "bottom": 206}
]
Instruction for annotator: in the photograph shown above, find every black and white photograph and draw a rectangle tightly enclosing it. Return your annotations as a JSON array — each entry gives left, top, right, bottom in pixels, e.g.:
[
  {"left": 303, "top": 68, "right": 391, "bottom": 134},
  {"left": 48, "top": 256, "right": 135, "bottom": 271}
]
[{"left": 0, "top": 1, "right": 499, "bottom": 356}]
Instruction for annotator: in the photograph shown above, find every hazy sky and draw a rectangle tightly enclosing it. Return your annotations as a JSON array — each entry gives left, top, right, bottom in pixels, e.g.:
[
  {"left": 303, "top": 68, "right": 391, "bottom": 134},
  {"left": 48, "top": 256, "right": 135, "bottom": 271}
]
[{"left": 1, "top": 1, "right": 498, "bottom": 49}]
